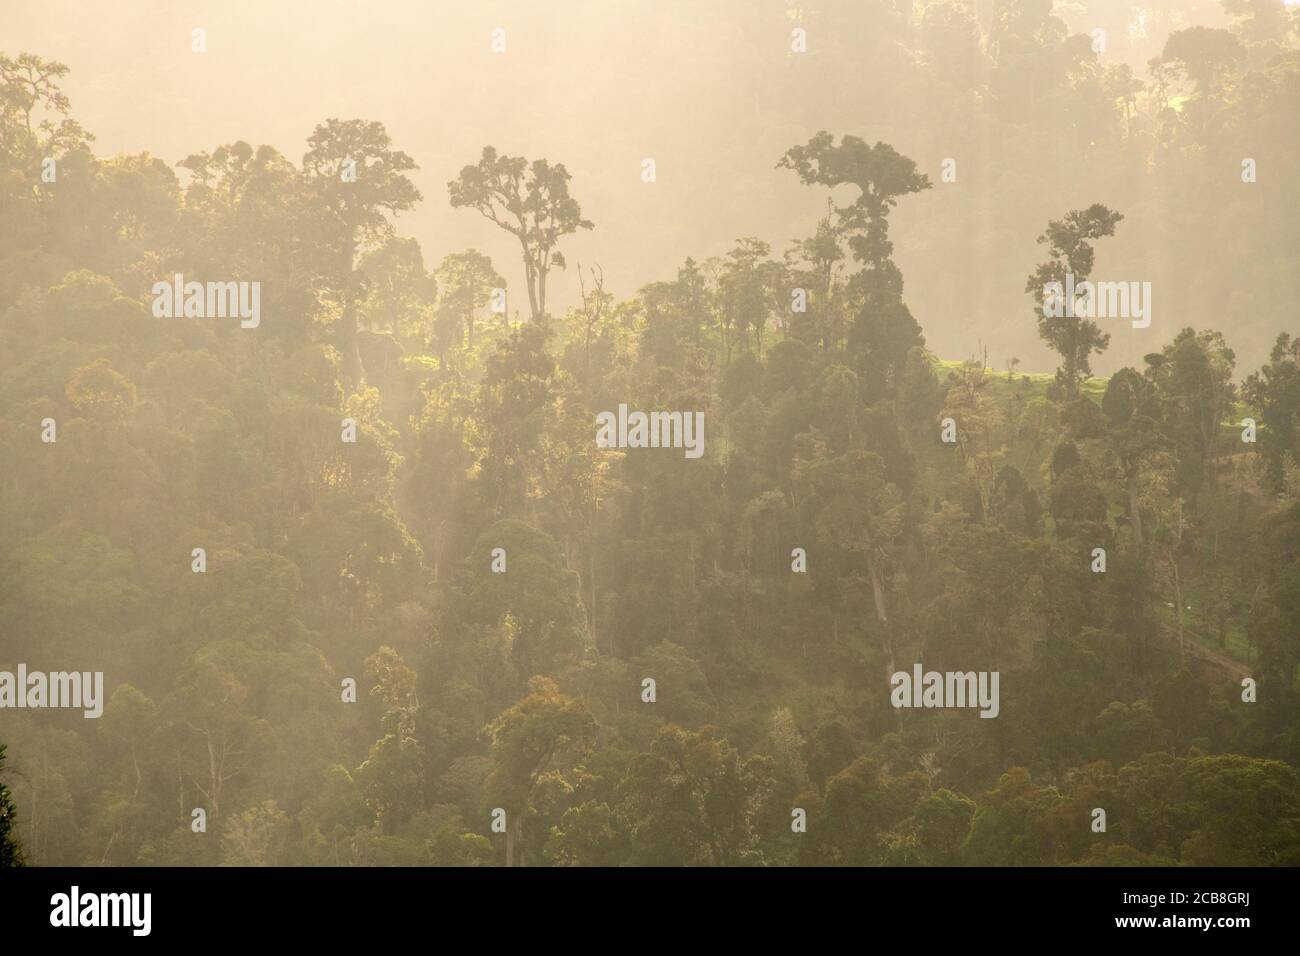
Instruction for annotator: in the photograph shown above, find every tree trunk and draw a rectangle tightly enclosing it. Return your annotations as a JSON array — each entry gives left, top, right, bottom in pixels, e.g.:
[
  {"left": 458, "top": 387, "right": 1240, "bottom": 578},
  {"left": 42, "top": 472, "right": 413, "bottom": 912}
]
[
  {"left": 868, "top": 555, "right": 889, "bottom": 628},
  {"left": 1127, "top": 472, "right": 1143, "bottom": 546},
  {"left": 207, "top": 736, "right": 221, "bottom": 821},
  {"left": 867, "top": 554, "right": 900, "bottom": 718},
  {"left": 519, "top": 238, "right": 540, "bottom": 321},
  {"left": 587, "top": 529, "right": 598, "bottom": 655},
  {"left": 505, "top": 814, "right": 522, "bottom": 867},
  {"left": 340, "top": 234, "right": 364, "bottom": 387},
  {"left": 538, "top": 261, "right": 548, "bottom": 320},
  {"left": 1172, "top": 561, "right": 1185, "bottom": 661}
]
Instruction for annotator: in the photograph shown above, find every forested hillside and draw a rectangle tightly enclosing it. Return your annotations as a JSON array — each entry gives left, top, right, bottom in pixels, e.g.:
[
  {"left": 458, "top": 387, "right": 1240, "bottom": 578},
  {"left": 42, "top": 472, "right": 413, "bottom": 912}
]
[{"left": 2, "top": 1, "right": 1299, "bottom": 868}]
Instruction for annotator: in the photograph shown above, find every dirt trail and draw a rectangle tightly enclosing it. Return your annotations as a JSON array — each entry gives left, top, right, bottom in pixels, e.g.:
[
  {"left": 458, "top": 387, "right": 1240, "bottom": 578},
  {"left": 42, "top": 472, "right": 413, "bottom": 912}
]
[{"left": 1182, "top": 628, "right": 1252, "bottom": 681}]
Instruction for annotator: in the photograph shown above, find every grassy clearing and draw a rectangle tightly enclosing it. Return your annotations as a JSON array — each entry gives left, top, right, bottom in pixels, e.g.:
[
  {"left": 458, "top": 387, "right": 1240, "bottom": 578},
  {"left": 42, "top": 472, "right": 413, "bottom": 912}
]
[{"left": 932, "top": 357, "right": 1107, "bottom": 404}]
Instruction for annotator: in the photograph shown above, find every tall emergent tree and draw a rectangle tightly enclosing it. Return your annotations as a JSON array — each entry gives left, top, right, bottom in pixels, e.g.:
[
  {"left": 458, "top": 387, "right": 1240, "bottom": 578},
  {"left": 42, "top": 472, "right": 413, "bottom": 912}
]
[
  {"left": 448, "top": 146, "right": 592, "bottom": 322},
  {"left": 779, "top": 132, "right": 931, "bottom": 397},
  {"left": 1025, "top": 204, "right": 1124, "bottom": 400},
  {"left": 0, "top": 51, "right": 93, "bottom": 175},
  {"left": 778, "top": 131, "right": 930, "bottom": 302},
  {"left": 304, "top": 119, "right": 422, "bottom": 387}
]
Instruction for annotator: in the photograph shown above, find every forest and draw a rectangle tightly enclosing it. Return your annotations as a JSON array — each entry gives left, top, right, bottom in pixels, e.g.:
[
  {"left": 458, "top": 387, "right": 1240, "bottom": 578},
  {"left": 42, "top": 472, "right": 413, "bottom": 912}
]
[{"left": 1, "top": 0, "right": 1299, "bottom": 868}]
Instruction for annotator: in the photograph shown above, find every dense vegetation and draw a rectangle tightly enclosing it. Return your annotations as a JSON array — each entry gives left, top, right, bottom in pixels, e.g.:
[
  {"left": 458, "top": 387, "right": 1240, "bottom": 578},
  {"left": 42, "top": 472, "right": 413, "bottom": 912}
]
[{"left": 1, "top": 1, "right": 1299, "bottom": 867}]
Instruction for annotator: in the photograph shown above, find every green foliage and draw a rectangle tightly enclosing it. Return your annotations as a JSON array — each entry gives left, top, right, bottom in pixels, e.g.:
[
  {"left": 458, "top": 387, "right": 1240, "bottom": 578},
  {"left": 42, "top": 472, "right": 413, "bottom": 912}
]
[
  {"left": 448, "top": 146, "right": 592, "bottom": 322},
  {"left": 0, "top": 745, "right": 25, "bottom": 866},
  {"left": 1026, "top": 205, "right": 1123, "bottom": 399},
  {"left": 1, "top": 24, "right": 1297, "bottom": 868}
]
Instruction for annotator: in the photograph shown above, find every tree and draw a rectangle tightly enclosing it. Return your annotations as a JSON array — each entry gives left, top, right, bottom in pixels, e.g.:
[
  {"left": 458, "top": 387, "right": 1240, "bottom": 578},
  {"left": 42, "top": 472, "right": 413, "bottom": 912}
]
[
  {"left": 0, "top": 744, "right": 25, "bottom": 866},
  {"left": 780, "top": 133, "right": 931, "bottom": 398},
  {"left": 1180, "top": 755, "right": 1300, "bottom": 865},
  {"left": 779, "top": 131, "right": 931, "bottom": 301},
  {"left": 718, "top": 238, "right": 782, "bottom": 361},
  {"left": 1248, "top": 503, "right": 1300, "bottom": 698},
  {"left": 1103, "top": 367, "right": 1164, "bottom": 546},
  {"left": 460, "top": 519, "right": 588, "bottom": 676},
  {"left": 0, "top": 52, "right": 69, "bottom": 129},
  {"left": 1244, "top": 333, "right": 1300, "bottom": 493},
  {"left": 355, "top": 733, "right": 424, "bottom": 835},
  {"left": 1156, "top": 27, "right": 1245, "bottom": 100},
  {"left": 1140, "top": 451, "right": 1190, "bottom": 659},
  {"left": 65, "top": 357, "right": 135, "bottom": 422},
  {"left": 470, "top": 324, "right": 559, "bottom": 516},
  {"left": 1025, "top": 204, "right": 1124, "bottom": 400},
  {"left": 963, "top": 767, "right": 1068, "bottom": 866},
  {"left": 943, "top": 359, "right": 1004, "bottom": 518},
  {"left": 986, "top": 0, "right": 1071, "bottom": 123},
  {"left": 483, "top": 677, "right": 596, "bottom": 866},
  {"left": 220, "top": 801, "right": 290, "bottom": 866},
  {"left": 619, "top": 725, "right": 766, "bottom": 866},
  {"left": 573, "top": 262, "right": 614, "bottom": 381},
  {"left": 990, "top": 463, "right": 1042, "bottom": 536},
  {"left": 818, "top": 757, "right": 926, "bottom": 865},
  {"left": 1144, "top": 328, "right": 1236, "bottom": 497},
  {"left": 546, "top": 801, "right": 628, "bottom": 866},
  {"left": 177, "top": 141, "right": 317, "bottom": 349},
  {"left": 303, "top": 119, "right": 421, "bottom": 386},
  {"left": 784, "top": 203, "right": 849, "bottom": 349},
  {"left": 804, "top": 721, "right": 858, "bottom": 790},
  {"left": 795, "top": 446, "right": 906, "bottom": 681},
  {"left": 355, "top": 236, "right": 436, "bottom": 343},
  {"left": 0, "top": 52, "right": 89, "bottom": 160},
  {"left": 448, "top": 146, "right": 593, "bottom": 322},
  {"left": 914, "top": 789, "right": 975, "bottom": 866},
  {"left": 162, "top": 643, "right": 272, "bottom": 825},
  {"left": 434, "top": 249, "right": 504, "bottom": 349}
]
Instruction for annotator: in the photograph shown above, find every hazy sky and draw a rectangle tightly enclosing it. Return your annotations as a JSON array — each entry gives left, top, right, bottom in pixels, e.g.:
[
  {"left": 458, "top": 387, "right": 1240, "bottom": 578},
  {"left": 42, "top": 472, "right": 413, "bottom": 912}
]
[
  {"left": 8, "top": 2, "right": 822, "bottom": 311},
  {"left": 9, "top": 0, "right": 1261, "bottom": 373}
]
